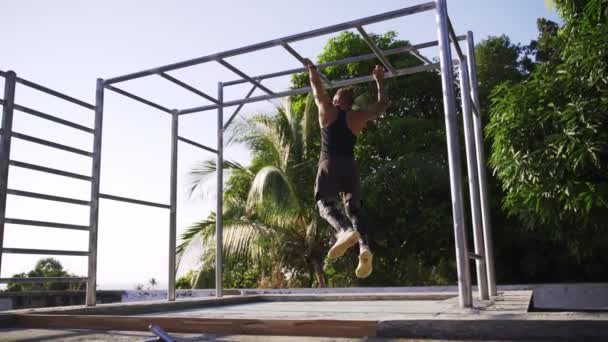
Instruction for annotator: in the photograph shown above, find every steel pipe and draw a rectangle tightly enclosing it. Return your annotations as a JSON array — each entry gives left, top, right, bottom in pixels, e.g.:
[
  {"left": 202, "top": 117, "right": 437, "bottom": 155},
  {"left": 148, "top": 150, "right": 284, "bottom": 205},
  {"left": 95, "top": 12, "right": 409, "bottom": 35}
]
[
  {"left": 15, "top": 77, "right": 95, "bottom": 110},
  {"left": 14, "top": 104, "right": 95, "bottom": 133},
  {"left": 216, "top": 59, "right": 275, "bottom": 95},
  {"left": 0, "top": 71, "right": 17, "bottom": 279},
  {"left": 2, "top": 247, "right": 89, "bottom": 256},
  {"left": 104, "top": 2, "right": 436, "bottom": 85},
  {"left": 168, "top": 110, "right": 178, "bottom": 302},
  {"left": 448, "top": 18, "right": 465, "bottom": 60},
  {"left": 6, "top": 189, "right": 91, "bottom": 206},
  {"left": 4, "top": 218, "right": 90, "bottom": 231},
  {"left": 159, "top": 73, "right": 219, "bottom": 104},
  {"left": 356, "top": 26, "right": 397, "bottom": 74},
  {"left": 105, "top": 85, "right": 172, "bottom": 114},
  {"left": 466, "top": 31, "right": 497, "bottom": 297},
  {"left": 9, "top": 160, "right": 93, "bottom": 181},
  {"left": 0, "top": 277, "right": 87, "bottom": 283},
  {"left": 177, "top": 136, "right": 218, "bottom": 154},
  {"left": 435, "top": 0, "right": 472, "bottom": 308},
  {"left": 223, "top": 85, "right": 257, "bottom": 130},
  {"left": 86, "top": 78, "right": 104, "bottom": 307},
  {"left": 99, "top": 193, "right": 171, "bottom": 209},
  {"left": 281, "top": 43, "right": 332, "bottom": 87},
  {"left": 180, "top": 63, "right": 440, "bottom": 115},
  {"left": 459, "top": 61, "right": 489, "bottom": 301},
  {"left": 222, "top": 38, "right": 466, "bottom": 87},
  {"left": 11, "top": 132, "right": 93, "bottom": 157},
  {"left": 215, "top": 83, "right": 223, "bottom": 298}
]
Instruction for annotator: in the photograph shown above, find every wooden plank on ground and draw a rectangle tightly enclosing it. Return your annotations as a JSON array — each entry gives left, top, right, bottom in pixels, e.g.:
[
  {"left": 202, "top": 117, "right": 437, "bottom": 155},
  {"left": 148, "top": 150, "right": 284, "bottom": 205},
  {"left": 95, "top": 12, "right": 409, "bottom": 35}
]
[{"left": 16, "top": 314, "right": 379, "bottom": 338}]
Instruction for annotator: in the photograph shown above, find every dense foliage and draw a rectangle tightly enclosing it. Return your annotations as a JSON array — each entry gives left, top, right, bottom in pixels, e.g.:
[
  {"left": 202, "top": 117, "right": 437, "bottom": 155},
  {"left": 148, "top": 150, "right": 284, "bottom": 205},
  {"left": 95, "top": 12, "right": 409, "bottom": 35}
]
[
  {"left": 178, "top": 0, "right": 608, "bottom": 288},
  {"left": 6, "top": 258, "right": 84, "bottom": 292},
  {"left": 486, "top": 0, "right": 608, "bottom": 280}
]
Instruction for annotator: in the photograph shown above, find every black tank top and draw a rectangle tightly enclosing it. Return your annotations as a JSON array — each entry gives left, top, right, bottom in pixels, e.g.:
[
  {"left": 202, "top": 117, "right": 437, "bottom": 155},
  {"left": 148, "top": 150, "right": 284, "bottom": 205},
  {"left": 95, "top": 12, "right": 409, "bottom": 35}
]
[{"left": 320, "top": 107, "right": 357, "bottom": 160}]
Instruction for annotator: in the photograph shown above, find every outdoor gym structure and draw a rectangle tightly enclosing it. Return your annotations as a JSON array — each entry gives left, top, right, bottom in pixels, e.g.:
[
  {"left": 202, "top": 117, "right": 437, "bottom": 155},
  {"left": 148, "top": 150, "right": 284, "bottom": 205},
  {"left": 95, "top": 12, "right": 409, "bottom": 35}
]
[{"left": 0, "top": 0, "right": 496, "bottom": 308}]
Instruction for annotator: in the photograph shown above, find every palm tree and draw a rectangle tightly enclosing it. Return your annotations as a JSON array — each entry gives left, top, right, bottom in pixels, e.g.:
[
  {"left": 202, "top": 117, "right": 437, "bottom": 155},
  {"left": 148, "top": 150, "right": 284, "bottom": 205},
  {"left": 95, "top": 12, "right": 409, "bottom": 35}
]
[{"left": 177, "top": 96, "right": 331, "bottom": 288}]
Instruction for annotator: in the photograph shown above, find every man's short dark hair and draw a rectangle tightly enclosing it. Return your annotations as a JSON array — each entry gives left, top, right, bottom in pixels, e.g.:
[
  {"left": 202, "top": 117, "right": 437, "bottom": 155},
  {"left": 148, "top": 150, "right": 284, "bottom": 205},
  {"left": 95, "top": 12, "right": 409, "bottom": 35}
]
[{"left": 334, "top": 87, "right": 354, "bottom": 105}]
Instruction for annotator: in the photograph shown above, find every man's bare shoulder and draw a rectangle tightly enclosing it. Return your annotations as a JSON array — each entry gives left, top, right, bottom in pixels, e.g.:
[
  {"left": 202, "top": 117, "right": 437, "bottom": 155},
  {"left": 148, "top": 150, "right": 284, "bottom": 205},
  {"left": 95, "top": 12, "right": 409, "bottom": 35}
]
[{"left": 319, "top": 102, "right": 338, "bottom": 127}]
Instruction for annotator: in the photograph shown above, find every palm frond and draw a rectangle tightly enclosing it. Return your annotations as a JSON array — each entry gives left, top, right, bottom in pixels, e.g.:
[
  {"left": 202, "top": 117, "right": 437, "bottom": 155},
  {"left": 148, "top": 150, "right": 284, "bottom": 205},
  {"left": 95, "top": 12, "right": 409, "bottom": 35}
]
[
  {"left": 188, "top": 159, "right": 249, "bottom": 198},
  {"left": 302, "top": 93, "right": 318, "bottom": 152},
  {"left": 177, "top": 210, "right": 271, "bottom": 268},
  {"left": 229, "top": 106, "right": 298, "bottom": 171},
  {"left": 246, "top": 166, "right": 303, "bottom": 228},
  {"left": 176, "top": 215, "right": 216, "bottom": 270}
]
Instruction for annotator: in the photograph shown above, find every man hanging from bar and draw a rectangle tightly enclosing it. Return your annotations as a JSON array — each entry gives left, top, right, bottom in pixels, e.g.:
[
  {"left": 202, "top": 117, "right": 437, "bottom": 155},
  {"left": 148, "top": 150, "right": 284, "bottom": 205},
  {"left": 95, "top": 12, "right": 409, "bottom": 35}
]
[{"left": 304, "top": 58, "right": 390, "bottom": 278}]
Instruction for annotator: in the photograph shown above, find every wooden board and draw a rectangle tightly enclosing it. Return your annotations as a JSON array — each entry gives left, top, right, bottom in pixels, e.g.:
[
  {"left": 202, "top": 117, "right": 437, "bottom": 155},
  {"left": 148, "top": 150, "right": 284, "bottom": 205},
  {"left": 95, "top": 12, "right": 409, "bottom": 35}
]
[{"left": 16, "top": 314, "right": 379, "bottom": 338}]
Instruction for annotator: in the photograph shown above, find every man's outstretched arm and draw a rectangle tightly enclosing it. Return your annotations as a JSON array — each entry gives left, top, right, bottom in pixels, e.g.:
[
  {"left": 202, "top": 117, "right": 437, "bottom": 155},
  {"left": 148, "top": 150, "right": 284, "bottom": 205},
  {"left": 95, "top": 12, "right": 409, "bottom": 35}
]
[
  {"left": 304, "top": 59, "right": 335, "bottom": 126},
  {"left": 366, "top": 65, "right": 391, "bottom": 118},
  {"left": 348, "top": 65, "right": 390, "bottom": 134}
]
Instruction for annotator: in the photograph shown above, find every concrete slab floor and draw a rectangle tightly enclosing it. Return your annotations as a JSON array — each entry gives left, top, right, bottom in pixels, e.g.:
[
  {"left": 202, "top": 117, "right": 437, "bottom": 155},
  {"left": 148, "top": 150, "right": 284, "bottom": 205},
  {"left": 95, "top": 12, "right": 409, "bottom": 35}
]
[
  {"left": 0, "top": 328, "right": 547, "bottom": 342},
  {"left": 135, "top": 292, "right": 531, "bottom": 321},
  {"left": 139, "top": 300, "right": 455, "bottom": 320}
]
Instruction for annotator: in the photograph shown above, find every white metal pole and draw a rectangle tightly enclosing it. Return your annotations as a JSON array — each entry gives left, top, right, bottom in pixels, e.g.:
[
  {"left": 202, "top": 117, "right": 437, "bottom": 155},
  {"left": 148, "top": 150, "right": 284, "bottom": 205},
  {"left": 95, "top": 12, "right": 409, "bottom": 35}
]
[
  {"left": 466, "top": 31, "right": 497, "bottom": 296},
  {"left": 435, "top": 0, "right": 472, "bottom": 308},
  {"left": 0, "top": 71, "right": 17, "bottom": 280},
  {"left": 459, "top": 61, "right": 489, "bottom": 300},
  {"left": 215, "top": 83, "right": 224, "bottom": 298},
  {"left": 87, "top": 78, "right": 104, "bottom": 306},
  {"left": 168, "top": 110, "right": 178, "bottom": 301}
]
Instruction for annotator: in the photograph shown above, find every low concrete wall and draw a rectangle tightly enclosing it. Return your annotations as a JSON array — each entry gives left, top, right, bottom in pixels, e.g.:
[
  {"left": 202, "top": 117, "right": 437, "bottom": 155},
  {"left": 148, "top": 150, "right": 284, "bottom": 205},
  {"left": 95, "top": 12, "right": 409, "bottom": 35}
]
[
  {"left": 0, "top": 291, "right": 123, "bottom": 310},
  {"left": 531, "top": 283, "right": 608, "bottom": 312}
]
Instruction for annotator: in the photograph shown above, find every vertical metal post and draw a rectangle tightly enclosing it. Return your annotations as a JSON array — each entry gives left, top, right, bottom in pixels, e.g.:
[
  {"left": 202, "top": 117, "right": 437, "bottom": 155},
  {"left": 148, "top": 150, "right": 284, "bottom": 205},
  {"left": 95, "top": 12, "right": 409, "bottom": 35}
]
[
  {"left": 435, "top": 0, "right": 472, "bottom": 308},
  {"left": 0, "top": 71, "right": 17, "bottom": 277},
  {"left": 168, "top": 110, "right": 178, "bottom": 301},
  {"left": 86, "top": 78, "right": 104, "bottom": 306},
  {"left": 215, "top": 82, "right": 223, "bottom": 298},
  {"left": 459, "top": 61, "right": 489, "bottom": 300},
  {"left": 466, "top": 31, "right": 497, "bottom": 296}
]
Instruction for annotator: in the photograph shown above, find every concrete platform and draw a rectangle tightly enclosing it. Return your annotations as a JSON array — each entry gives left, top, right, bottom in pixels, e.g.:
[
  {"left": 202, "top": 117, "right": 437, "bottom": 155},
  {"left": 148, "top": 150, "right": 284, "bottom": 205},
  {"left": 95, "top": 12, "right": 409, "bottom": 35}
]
[
  {"left": 0, "top": 328, "right": 534, "bottom": 342},
  {"left": 3, "top": 290, "right": 608, "bottom": 340}
]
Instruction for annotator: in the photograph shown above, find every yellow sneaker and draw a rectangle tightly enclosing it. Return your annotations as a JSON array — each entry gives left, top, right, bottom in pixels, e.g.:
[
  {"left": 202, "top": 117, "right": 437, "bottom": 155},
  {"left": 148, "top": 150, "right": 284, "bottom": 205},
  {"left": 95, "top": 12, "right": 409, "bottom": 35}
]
[
  {"left": 327, "top": 229, "right": 360, "bottom": 260},
  {"left": 356, "top": 246, "right": 373, "bottom": 279}
]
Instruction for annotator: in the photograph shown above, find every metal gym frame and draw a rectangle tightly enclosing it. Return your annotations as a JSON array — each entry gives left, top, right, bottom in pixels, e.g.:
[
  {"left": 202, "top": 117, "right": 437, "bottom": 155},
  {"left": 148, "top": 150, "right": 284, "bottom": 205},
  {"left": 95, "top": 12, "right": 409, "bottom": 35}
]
[{"left": 0, "top": 0, "right": 496, "bottom": 308}]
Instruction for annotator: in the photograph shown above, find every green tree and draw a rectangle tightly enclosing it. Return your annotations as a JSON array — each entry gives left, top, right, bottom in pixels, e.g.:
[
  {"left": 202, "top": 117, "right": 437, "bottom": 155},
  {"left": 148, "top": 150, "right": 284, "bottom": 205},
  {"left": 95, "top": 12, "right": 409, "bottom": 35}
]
[
  {"left": 177, "top": 101, "right": 331, "bottom": 288},
  {"left": 487, "top": 0, "right": 608, "bottom": 280},
  {"left": 291, "top": 31, "right": 458, "bottom": 286},
  {"left": 474, "top": 35, "right": 527, "bottom": 114},
  {"left": 7, "top": 258, "right": 84, "bottom": 292}
]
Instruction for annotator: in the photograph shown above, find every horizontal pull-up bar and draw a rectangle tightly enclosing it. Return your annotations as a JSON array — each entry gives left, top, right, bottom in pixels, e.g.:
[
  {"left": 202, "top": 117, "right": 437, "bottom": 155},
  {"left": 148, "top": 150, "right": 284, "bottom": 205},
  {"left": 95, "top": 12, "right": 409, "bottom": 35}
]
[
  {"left": 4, "top": 218, "right": 90, "bottom": 231},
  {"left": 104, "top": 2, "right": 436, "bottom": 85},
  {"left": 15, "top": 77, "right": 95, "bottom": 110},
  {"left": 7, "top": 188, "right": 91, "bottom": 206},
  {"left": 9, "top": 160, "right": 93, "bottom": 181},
  {"left": 223, "top": 36, "right": 465, "bottom": 87},
  {"left": 11, "top": 132, "right": 94, "bottom": 157},
  {"left": 448, "top": 18, "right": 465, "bottom": 61},
  {"left": 0, "top": 276, "right": 87, "bottom": 283},
  {"left": 159, "top": 73, "right": 220, "bottom": 104},
  {"left": 177, "top": 136, "right": 218, "bottom": 154},
  {"left": 281, "top": 43, "right": 332, "bottom": 87},
  {"left": 105, "top": 85, "right": 173, "bottom": 114},
  {"left": 356, "top": 26, "right": 397, "bottom": 75},
  {"left": 217, "top": 59, "right": 275, "bottom": 96},
  {"left": 99, "top": 193, "right": 171, "bottom": 209},
  {"left": 1, "top": 247, "right": 89, "bottom": 256},
  {"left": 223, "top": 85, "right": 257, "bottom": 130},
  {"left": 452, "top": 59, "right": 482, "bottom": 117},
  {"left": 180, "top": 62, "right": 440, "bottom": 115},
  {"left": 14, "top": 103, "right": 95, "bottom": 134},
  {"left": 468, "top": 252, "right": 484, "bottom": 260}
]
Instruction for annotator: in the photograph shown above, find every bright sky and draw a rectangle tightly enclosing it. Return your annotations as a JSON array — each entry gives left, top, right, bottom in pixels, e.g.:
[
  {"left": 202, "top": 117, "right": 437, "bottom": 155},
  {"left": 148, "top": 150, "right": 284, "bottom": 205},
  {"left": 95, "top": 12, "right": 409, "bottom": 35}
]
[{"left": 0, "top": 1, "right": 560, "bottom": 290}]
